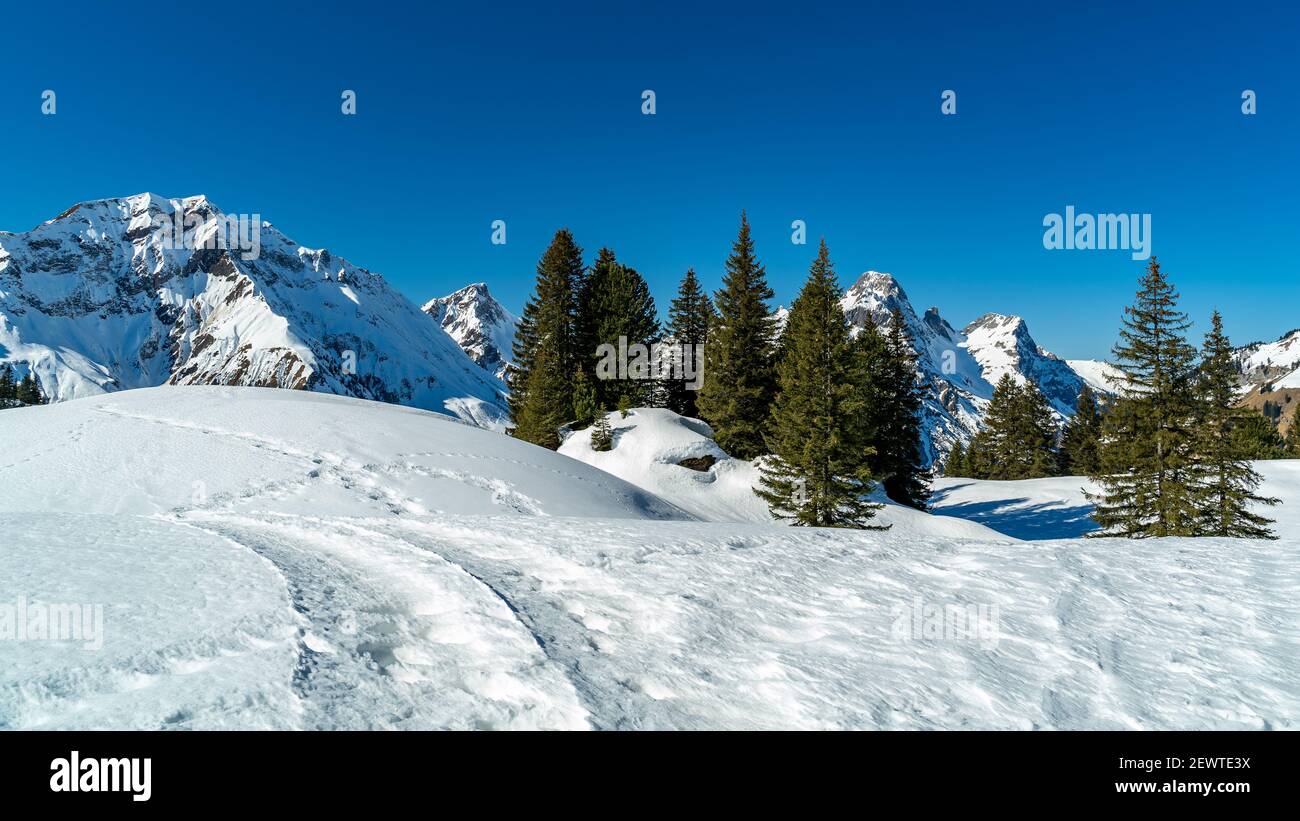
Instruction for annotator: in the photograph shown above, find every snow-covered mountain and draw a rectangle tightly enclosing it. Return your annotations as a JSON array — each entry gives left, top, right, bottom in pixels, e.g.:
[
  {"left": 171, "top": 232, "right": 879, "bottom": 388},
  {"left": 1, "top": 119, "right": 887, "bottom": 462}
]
[
  {"left": 1235, "top": 328, "right": 1300, "bottom": 390},
  {"left": 962, "top": 313, "right": 1088, "bottom": 415},
  {"left": 0, "top": 194, "right": 508, "bottom": 428},
  {"left": 840, "top": 272, "right": 992, "bottom": 465},
  {"left": 422, "top": 283, "right": 518, "bottom": 381}
]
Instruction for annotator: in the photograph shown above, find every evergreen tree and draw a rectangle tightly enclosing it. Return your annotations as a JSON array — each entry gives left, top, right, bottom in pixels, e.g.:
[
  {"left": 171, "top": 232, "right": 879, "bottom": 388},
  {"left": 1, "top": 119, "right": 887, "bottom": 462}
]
[
  {"left": 590, "top": 411, "right": 614, "bottom": 452},
  {"left": 0, "top": 364, "right": 15, "bottom": 408},
  {"left": 696, "top": 212, "right": 778, "bottom": 459},
  {"left": 15, "top": 372, "right": 44, "bottom": 406},
  {"left": 1088, "top": 258, "right": 1201, "bottom": 538},
  {"left": 968, "top": 374, "right": 1021, "bottom": 480},
  {"left": 1228, "top": 410, "right": 1285, "bottom": 460},
  {"left": 578, "top": 249, "right": 660, "bottom": 409},
  {"left": 755, "top": 240, "right": 884, "bottom": 528},
  {"left": 510, "top": 229, "right": 584, "bottom": 449},
  {"left": 663, "top": 268, "right": 715, "bottom": 418},
  {"left": 945, "top": 440, "right": 967, "bottom": 478},
  {"left": 869, "top": 307, "right": 930, "bottom": 508},
  {"left": 1286, "top": 418, "right": 1300, "bottom": 457},
  {"left": 1058, "top": 385, "right": 1104, "bottom": 475},
  {"left": 1192, "top": 311, "right": 1278, "bottom": 538},
  {"left": 572, "top": 368, "right": 599, "bottom": 429},
  {"left": 1017, "top": 380, "right": 1060, "bottom": 478}
]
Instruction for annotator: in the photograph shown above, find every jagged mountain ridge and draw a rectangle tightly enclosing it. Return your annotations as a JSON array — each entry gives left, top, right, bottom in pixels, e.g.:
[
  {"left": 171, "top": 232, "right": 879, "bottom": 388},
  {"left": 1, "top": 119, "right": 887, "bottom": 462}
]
[
  {"left": 0, "top": 194, "right": 508, "bottom": 428},
  {"left": 422, "top": 283, "right": 518, "bottom": 381}
]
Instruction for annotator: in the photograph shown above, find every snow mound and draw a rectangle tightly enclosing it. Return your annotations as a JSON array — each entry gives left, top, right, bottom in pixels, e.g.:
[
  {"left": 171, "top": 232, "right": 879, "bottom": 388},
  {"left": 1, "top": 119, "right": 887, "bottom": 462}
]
[{"left": 560, "top": 407, "right": 1008, "bottom": 539}]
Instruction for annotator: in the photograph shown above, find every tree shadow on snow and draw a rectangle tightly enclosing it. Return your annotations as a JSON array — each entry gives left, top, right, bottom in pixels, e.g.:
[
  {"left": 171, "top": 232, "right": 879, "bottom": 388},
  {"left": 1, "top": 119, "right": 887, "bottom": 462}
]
[{"left": 930, "top": 485, "right": 1099, "bottom": 540}]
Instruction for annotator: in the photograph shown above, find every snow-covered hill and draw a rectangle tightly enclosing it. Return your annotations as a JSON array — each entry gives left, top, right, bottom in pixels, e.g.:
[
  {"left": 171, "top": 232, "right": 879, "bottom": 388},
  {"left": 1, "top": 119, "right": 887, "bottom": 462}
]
[
  {"left": 422, "top": 283, "right": 518, "bottom": 381},
  {"left": 0, "top": 194, "right": 508, "bottom": 428},
  {"left": 2, "top": 388, "right": 1294, "bottom": 730}
]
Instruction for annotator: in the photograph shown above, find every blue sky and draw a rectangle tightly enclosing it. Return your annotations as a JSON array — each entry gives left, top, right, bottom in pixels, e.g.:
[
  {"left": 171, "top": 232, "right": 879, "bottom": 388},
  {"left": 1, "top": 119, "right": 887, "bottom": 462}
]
[{"left": 1, "top": 1, "right": 1295, "bottom": 359}]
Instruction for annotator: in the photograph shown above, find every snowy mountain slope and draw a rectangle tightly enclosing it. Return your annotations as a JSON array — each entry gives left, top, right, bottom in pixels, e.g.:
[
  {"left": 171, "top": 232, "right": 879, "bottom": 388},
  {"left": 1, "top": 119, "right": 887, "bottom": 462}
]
[
  {"left": 1065, "top": 359, "right": 1124, "bottom": 395},
  {"left": 1235, "top": 328, "right": 1300, "bottom": 390},
  {"left": 422, "top": 283, "right": 518, "bottom": 381},
  {"left": 962, "top": 313, "right": 1087, "bottom": 415},
  {"left": 0, "top": 194, "right": 508, "bottom": 427},
  {"left": 0, "top": 389, "right": 1295, "bottom": 730}
]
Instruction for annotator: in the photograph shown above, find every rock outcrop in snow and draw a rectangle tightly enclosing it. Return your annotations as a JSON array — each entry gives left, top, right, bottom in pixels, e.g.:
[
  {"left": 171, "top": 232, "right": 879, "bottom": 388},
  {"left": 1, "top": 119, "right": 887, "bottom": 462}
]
[{"left": 0, "top": 194, "right": 509, "bottom": 428}]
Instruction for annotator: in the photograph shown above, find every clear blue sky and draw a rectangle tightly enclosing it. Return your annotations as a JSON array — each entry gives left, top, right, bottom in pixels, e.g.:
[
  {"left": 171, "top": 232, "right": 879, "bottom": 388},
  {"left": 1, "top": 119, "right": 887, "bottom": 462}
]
[{"left": 1, "top": 1, "right": 1295, "bottom": 359}]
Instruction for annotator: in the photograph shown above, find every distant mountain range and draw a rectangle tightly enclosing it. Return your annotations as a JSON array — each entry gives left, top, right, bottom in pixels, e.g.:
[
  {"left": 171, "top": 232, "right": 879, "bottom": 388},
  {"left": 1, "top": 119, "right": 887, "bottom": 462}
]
[
  {"left": 0, "top": 194, "right": 509, "bottom": 428},
  {"left": 3, "top": 195, "right": 1289, "bottom": 460}
]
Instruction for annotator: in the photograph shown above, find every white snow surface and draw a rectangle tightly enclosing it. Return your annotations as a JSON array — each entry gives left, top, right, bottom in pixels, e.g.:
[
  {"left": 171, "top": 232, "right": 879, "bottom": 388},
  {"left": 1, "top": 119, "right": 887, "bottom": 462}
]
[{"left": 1, "top": 389, "right": 1296, "bottom": 730}]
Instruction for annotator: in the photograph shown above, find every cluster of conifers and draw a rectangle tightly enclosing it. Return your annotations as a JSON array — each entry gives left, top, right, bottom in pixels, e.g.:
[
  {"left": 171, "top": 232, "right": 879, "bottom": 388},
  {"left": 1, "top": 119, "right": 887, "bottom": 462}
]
[
  {"left": 0, "top": 364, "right": 46, "bottom": 410},
  {"left": 506, "top": 214, "right": 930, "bottom": 528},
  {"left": 951, "top": 259, "right": 1284, "bottom": 540}
]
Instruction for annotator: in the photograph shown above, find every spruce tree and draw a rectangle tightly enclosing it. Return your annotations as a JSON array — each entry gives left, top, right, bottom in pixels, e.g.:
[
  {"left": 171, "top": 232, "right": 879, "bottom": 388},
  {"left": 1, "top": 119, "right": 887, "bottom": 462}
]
[
  {"left": 1285, "top": 418, "right": 1300, "bottom": 457},
  {"left": 15, "top": 372, "right": 44, "bottom": 406},
  {"left": 572, "top": 368, "right": 599, "bottom": 429},
  {"left": 945, "top": 440, "right": 967, "bottom": 478},
  {"left": 969, "top": 374, "right": 1022, "bottom": 480},
  {"left": 755, "top": 240, "right": 883, "bottom": 528},
  {"left": 510, "top": 229, "right": 584, "bottom": 449},
  {"left": 1088, "top": 258, "right": 1201, "bottom": 537},
  {"left": 664, "top": 268, "right": 715, "bottom": 418},
  {"left": 696, "top": 212, "right": 777, "bottom": 460},
  {"left": 578, "top": 249, "right": 659, "bottom": 409},
  {"left": 1058, "top": 385, "right": 1104, "bottom": 475},
  {"left": 1017, "top": 380, "right": 1061, "bottom": 478},
  {"left": 869, "top": 307, "right": 930, "bottom": 508},
  {"left": 0, "top": 364, "right": 15, "bottom": 408},
  {"left": 1193, "top": 311, "right": 1278, "bottom": 538},
  {"left": 1229, "top": 411, "right": 1285, "bottom": 460},
  {"left": 590, "top": 411, "right": 614, "bottom": 452}
]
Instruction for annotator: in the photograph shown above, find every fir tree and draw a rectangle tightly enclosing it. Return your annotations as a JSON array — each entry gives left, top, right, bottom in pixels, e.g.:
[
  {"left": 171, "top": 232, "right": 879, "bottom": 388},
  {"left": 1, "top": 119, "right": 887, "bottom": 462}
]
[
  {"left": 572, "top": 368, "right": 599, "bottom": 428},
  {"left": 755, "top": 240, "right": 884, "bottom": 528},
  {"left": 1058, "top": 385, "right": 1104, "bottom": 475},
  {"left": 510, "top": 229, "right": 584, "bottom": 449},
  {"left": 968, "top": 374, "right": 1022, "bottom": 480},
  {"left": 578, "top": 249, "right": 660, "bottom": 409},
  {"left": 869, "top": 307, "right": 930, "bottom": 508},
  {"left": 945, "top": 440, "right": 968, "bottom": 478},
  {"left": 15, "top": 372, "right": 44, "bottom": 406},
  {"left": 1285, "top": 418, "right": 1300, "bottom": 457},
  {"left": 1192, "top": 311, "right": 1278, "bottom": 538},
  {"left": 1018, "top": 381, "right": 1061, "bottom": 478},
  {"left": 1228, "top": 410, "right": 1285, "bottom": 460},
  {"left": 590, "top": 411, "right": 614, "bottom": 452},
  {"left": 696, "top": 212, "right": 777, "bottom": 460},
  {"left": 1088, "top": 258, "right": 1201, "bottom": 538},
  {"left": 663, "top": 268, "right": 715, "bottom": 418},
  {"left": 0, "top": 364, "right": 15, "bottom": 408}
]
